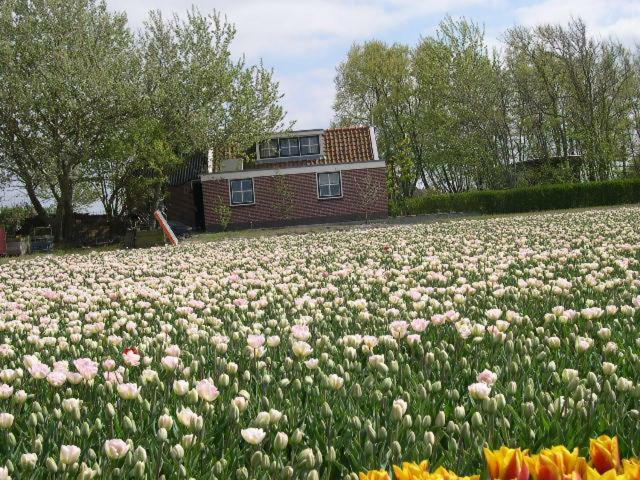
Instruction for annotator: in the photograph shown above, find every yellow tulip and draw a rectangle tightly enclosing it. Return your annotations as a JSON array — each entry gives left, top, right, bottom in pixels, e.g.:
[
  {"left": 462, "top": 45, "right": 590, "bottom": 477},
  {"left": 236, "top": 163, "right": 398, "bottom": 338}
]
[
  {"left": 432, "top": 466, "right": 481, "bottom": 480},
  {"left": 590, "top": 436, "right": 621, "bottom": 474},
  {"left": 393, "top": 460, "right": 430, "bottom": 480},
  {"left": 525, "top": 446, "right": 586, "bottom": 480},
  {"left": 585, "top": 465, "right": 626, "bottom": 480},
  {"left": 359, "top": 469, "right": 391, "bottom": 480},
  {"left": 484, "top": 446, "right": 530, "bottom": 480},
  {"left": 623, "top": 459, "right": 640, "bottom": 480}
]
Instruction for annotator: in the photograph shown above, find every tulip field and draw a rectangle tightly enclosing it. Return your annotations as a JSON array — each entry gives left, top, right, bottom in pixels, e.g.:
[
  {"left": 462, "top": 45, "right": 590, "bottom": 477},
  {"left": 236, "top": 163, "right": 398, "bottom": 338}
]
[{"left": 1, "top": 207, "right": 640, "bottom": 479}]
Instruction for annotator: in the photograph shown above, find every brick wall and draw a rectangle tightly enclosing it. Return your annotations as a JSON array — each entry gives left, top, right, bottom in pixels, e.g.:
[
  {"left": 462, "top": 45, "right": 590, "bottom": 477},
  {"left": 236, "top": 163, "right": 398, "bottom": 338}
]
[
  {"left": 166, "top": 183, "right": 196, "bottom": 227},
  {"left": 202, "top": 167, "right": 388, "bottom": 230}
]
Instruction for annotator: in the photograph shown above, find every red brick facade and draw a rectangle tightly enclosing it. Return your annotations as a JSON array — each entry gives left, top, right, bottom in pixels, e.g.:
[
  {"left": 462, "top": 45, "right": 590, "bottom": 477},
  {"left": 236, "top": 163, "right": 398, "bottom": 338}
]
[{"left": 202, "top": 166, "right": 388, "bottom": 230}]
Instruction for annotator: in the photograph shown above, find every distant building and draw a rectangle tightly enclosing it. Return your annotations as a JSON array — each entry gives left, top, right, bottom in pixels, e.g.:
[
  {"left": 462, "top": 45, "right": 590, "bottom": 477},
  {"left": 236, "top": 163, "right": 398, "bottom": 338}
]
[{"left": 166, "top": 126, "right": 388, "bottom": 230}]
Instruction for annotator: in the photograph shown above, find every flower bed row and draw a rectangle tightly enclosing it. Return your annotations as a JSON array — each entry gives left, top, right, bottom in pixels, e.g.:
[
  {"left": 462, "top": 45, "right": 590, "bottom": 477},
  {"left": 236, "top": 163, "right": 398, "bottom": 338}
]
[{"left": 359, "top": 436, "right": 639, "bottom": 480}]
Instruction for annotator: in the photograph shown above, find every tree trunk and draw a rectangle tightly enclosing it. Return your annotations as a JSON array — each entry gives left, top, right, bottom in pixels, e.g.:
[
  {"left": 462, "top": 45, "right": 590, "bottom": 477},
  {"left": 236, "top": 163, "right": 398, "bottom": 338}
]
[
  {"left": 23, "top": 179, "right": 48, "bottom": 223},
  {"left": 57, "top": 179, "right": 75, "bottom": 243}
]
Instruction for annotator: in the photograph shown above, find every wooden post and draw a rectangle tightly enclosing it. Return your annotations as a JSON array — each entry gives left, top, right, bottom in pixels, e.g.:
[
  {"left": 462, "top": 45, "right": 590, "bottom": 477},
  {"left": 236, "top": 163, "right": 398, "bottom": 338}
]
[{"left": 154, "top": 210, "right": 179, "bottom": 246}]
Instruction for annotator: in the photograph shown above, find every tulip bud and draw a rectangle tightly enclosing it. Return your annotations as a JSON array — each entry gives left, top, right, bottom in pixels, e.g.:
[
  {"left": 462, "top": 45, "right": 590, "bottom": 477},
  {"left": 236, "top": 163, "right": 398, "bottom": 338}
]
[
  {"left": 156, "top": 428, "right": 168, "bottom": 442},
  {"left": 291, "top": 428, "right": 304, "bottom": 445},
  {"left": 297, "top": 448, "right": 315, "bottom": 469},
  {"left": 366, "top": 424, "right": 377, "bottom": 441},
  {"left": 424, "top": 443, "right": 433, "bottom": 458},
  {"left": 327, "top": 446, "right": 336, "bottom": 463},
  {"left": 170, "top": 444, "right": 184, "bottom": 461},
  {"left": 356, "top": 437, "right": 371, "bottom": 456},
  {"left": 123, "top": 416, "right": 135, "bottom": 432},
  {"left": 402, "top": 414, "right": 412, "bottom": 429},
  {"left": 391, "top": 440, "right": 402, "bottom": 458},
  {"left": 251, "top": 451, "right": 263, "bottom": 469},
  {"left": 236, "top": 467, "right": 249, "bottom": 480},
  {"left": 424, "top": 431, "right": 435, "bottom": 446},
  {"left": 229, "top": 403, "right": 240, "bottom": 423},
  {"left": 134, "top": 461, "right": 145, "bottom": 479},
  {"left": 20, "top": 453, "right": 38, "bottom": 470},
  {"left": 46, "top": 457, "right": 58, "bottom": 473},
  {"left": 274, "top": 432, "right": 289, "bottom": 451},
  {"left": 461, "top": 421, "right": 471, "bottom": 442},
  {"left": 34, "top": 438, "right": 43, "bottom": 456},
  {"left": 281, "top": 466, "right": 294, "bottom": 479},
  {"left": 471, "top": 411, "right": 483, "bottom": 428},
  {"left": 28, "top": 412, "right": 38, "bottom": 428},
  {"left": 435, "top": 411, "right": 446, "bottom": 427}
]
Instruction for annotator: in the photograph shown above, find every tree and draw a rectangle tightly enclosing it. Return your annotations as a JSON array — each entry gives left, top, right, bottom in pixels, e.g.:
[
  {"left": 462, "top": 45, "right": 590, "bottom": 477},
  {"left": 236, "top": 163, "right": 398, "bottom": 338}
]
[
  {"left": 0, "top": 0, "right": 140, "bottom": 240},
  {"left": 333, "top": 41, "right": 421, "bottom": 194},
  {"left": 135, "top": 9, "right": 287, "bottom": 223},
  {"left": 413, "top": 17, "right": 503, "bottom": 191},
  {"left": 0, "top": 3, "right": 287, "bottom": 236},
  {"left": 334, "top": 16, "right": 639, "bottom": 199},
  {"left": 505, "top": 19, "right": 636, "bottom": 181}
]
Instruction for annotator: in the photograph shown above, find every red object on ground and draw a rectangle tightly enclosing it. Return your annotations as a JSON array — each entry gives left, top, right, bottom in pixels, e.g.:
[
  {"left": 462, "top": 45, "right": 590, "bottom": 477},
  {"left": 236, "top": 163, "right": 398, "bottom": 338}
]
[
  {"left": 0, "top": 227, "right": 6, "bottom": 256},
  {"left": 154, "top": 210, "right": 179, "bottom": 246}
]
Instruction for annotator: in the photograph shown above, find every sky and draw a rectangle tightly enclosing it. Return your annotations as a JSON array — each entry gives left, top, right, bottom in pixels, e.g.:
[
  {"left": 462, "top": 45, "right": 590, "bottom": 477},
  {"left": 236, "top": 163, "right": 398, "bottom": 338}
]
[
  {"left": 2, "top": 0, "right": 640, "bottom": 208},
  {"left": 105, "top": 0, "right": 640, "bottom": 130}
]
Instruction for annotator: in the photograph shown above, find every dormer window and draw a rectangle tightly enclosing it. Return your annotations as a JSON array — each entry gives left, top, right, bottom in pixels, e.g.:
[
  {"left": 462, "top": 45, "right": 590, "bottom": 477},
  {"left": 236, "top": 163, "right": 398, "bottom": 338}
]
[
  {"left": 279, "top": 137, "right": 300, "bottom": 157},
  {"left": 257, "top": 133, "right": 322, "bottom": 160},
  {"left": 300, "top": 136, "right": 320, "bottom": 155},
  {"left": 259, "top": 139, "right": 279, "bottom": 159}
]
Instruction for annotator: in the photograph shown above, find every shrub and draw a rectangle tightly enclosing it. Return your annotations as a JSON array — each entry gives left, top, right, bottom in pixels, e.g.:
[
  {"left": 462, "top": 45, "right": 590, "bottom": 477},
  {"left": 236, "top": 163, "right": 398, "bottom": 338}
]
[
  {"left": 406, "top": 178, "right": 640, "bottom": 215},
  {"left": 213, "top": 197, "right": 232, "bottom": 231},
  {"left": 0, "top": 204, "right": 37, "bottom": 233}
]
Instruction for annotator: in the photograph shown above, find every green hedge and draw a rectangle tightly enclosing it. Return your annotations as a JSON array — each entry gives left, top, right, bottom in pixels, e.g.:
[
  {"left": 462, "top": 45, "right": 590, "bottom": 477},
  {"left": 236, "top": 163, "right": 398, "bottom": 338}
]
[{"left": 406, "top": 178, "right": 640, "bottom": 215}]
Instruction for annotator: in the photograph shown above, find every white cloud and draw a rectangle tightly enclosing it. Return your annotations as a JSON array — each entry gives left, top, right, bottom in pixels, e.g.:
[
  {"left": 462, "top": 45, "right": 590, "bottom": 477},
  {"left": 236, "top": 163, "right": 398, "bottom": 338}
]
[
  {"left": 275, "top": 67, "right": 336, "bottom": 129},
  {"left": 107, "top": 0, "right": 495, "bottom": 58},
  {"left": 515, "top": 0, "right": 640, "bottom": 46}
]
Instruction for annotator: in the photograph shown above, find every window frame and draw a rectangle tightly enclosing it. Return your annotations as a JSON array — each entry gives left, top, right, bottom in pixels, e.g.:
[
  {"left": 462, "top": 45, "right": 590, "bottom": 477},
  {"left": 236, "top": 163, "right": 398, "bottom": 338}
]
[
  {"left": 316, "top": 171, "right": 343, "bottom": 199},
  {"left": 278, "top": 137, "right": 300, "bottom": 157},
  {"left": 258, "top": 139, "right": 279, "bottom": 159},
  {"left": 229, "top": 178, "right": 256, "bottom": 206},
  {"left": 257, "top": 134, "right": 322, "bottom": 160},
  {"left": 299, "top": 135, "right": 320, "bottom": 156}
]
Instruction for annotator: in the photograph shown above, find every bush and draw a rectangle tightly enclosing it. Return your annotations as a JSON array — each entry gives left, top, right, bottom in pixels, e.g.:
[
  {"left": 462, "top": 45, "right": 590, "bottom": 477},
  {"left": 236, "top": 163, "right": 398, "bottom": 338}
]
[
  {"left": 406, "top": 178, "right": 640, "bottom": 215},
  {"left": 0, "top": 204, "right": 37, "bottom": 234}
]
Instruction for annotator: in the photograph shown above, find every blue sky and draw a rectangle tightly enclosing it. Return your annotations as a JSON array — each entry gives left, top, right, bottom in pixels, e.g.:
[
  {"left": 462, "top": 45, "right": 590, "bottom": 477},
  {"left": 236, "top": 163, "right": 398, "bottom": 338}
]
[{"left": 2, "top": 0, "right": 639, "bottom": 207}]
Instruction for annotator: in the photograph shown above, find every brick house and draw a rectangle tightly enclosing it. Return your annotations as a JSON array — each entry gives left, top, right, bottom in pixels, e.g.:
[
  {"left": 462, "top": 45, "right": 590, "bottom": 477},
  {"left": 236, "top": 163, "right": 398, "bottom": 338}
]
[{"left": 166, "top": 126, "right": 388, "bottom": 230}]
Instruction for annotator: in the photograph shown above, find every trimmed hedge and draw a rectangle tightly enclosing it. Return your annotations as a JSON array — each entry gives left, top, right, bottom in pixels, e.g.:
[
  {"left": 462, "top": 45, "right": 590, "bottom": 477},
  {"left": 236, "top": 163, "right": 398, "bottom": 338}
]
[{"left": 406, "top": 178, "right": 640, "bottom": 215}]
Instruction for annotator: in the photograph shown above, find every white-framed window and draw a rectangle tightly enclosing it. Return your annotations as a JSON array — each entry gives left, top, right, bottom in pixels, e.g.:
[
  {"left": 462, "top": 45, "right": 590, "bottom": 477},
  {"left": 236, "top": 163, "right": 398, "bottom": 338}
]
[
  {"left": 229, "top": 178, "right": 255, "bottom": 205},
  {"left": 317, "top": 172, "right": 342, "bottom": 198},
  {"left": 259, "top": 139, "right": 279, "bottom": 159},
  {"left": 300, "top": 136, "right": 320, "bottom": 155},
  {"left": 279, "top": 137, "right": 300, "bottom": 157}
]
